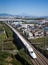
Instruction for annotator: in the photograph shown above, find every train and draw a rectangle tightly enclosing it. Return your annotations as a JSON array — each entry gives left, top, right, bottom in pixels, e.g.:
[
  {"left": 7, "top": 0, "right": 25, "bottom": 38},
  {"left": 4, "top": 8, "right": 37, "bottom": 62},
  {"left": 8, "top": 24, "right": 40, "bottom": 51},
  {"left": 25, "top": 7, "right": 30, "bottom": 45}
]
[
  {"left": 23, "top": 40, "right": 37, "bottom": 58},
  {"left": 6, "top": 22, "right": 37, "bottom": 59}
]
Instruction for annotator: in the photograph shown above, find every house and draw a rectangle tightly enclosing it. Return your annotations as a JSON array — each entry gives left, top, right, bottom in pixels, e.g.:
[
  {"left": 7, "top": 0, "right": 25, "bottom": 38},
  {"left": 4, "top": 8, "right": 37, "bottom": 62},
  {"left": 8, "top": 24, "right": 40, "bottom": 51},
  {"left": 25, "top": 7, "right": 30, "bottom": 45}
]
[
  {"left": 34, "top": 30, "right": 44, "bottom": 38},
  {"left": 23, "top": 30, "right": 34, "bottom": 39}
]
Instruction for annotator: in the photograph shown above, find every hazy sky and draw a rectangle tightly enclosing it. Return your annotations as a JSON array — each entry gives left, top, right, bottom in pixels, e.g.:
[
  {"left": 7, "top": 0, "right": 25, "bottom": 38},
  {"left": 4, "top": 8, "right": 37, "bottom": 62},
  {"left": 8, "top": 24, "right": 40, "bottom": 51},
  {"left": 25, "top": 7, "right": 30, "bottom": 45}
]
[{"left": 0, "top": 0, "right": 48, "bottom": 16}]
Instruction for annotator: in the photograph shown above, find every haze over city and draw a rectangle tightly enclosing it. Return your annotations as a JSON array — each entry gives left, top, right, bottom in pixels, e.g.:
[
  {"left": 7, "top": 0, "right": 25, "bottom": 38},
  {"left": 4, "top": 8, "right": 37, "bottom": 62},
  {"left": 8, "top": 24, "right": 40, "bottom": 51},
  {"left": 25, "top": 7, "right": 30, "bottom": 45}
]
[{"left": 0, "top": 0, "right": 48, "bottom": 16}]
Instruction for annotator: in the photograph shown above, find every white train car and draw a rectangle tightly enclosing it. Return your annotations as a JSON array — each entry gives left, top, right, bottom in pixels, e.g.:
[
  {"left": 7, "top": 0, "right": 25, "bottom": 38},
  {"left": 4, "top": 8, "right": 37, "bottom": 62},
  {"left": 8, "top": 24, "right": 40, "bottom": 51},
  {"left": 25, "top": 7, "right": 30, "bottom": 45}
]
[
  {"left": 23, "top": 40, "right": 37, "bottom": 58},
  {"left": 6, "top": 23, "right": 37, "bottom": 58}
]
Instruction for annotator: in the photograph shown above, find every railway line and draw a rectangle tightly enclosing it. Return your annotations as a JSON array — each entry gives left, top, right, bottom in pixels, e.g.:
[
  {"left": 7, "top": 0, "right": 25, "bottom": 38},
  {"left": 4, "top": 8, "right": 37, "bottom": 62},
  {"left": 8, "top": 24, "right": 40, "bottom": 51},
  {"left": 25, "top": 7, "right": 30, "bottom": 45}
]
[
  {"left": 17, "top": 28, "right": 48, "bottom": 65},
  {"left": 22, "top": 34, "right": 48, "bottom": 65},
  {"left": 18, "top": 32, "right": 48, "bottom": 65},
  {"left": 30, "top": 45, "right": 48, "bottom": 65},
  {"left": 5, "top": 22, "right": 48, "bottom": 65}
]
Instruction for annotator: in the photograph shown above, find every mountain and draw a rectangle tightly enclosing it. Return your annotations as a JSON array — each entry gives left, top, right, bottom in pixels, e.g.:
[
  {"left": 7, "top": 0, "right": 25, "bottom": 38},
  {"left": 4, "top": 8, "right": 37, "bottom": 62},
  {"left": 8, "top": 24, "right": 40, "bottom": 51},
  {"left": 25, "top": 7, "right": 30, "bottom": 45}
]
[
  {"left": 41, "top": 16, "right": 48, "bottom": 18},
  {"left": 17, "top": 13, "right": 37, "bottom": 17},
  {"left": 0, "top": 13, "right": 48, "bottom": 19},
  {"left": 0, "top": 13, "right": 13, "bottom": 16},
  {"left": 0, "top": 13, "right": 35, "bottom": 18}
]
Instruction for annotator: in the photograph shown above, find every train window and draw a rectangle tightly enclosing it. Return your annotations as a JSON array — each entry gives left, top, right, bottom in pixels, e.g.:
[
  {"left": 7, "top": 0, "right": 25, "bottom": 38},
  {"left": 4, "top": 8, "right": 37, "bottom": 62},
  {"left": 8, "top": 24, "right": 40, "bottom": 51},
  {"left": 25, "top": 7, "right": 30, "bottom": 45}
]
[{"left": 31, "top": 51, "right": 33, "bottom": 53}]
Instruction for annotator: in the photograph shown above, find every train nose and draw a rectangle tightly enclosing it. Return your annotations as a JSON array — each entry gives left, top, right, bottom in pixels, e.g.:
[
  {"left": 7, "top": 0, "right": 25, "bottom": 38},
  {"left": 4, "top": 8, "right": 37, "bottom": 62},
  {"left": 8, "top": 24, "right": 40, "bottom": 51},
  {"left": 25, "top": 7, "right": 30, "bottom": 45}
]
[{"left": 30, "top": 52, "right": 37, "bottom": 58}]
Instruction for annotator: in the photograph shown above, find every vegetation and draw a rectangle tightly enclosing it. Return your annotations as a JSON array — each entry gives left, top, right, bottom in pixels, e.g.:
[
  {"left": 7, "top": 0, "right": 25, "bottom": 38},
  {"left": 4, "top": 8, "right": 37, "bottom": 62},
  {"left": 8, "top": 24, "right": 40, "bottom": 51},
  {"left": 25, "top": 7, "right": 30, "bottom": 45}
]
[
  {"left": 16, "top": 49, "right": 33, "bottom": 65},
  {"left": 0, "top": 22, "right": 33, "bottom": 65},
  {"left": 30, "top": 37, "right": 48, "bottom": 47},
  {"left": 0, "top": 23, "right": 4, "bottom": 31},
  {"left": 45, "top": 22, "right": 48, "bottom": 26},
  {"left": 0, "top": 23, "right": 17, "bottom": 50},
  {"left": 0, "top": 51, "right": 23, "bottom": 65},
  {"left": 17, "top": 28, "right": 48, "bottom": 58},
  {"left": 0, "top": 31, "right": 6, "bottom": 40},
  {"left": 29, "top": 37, "right": 48, "bottom": 58},
  {"left": 3, "top": 24, "right": 13, "bottom": 38}
]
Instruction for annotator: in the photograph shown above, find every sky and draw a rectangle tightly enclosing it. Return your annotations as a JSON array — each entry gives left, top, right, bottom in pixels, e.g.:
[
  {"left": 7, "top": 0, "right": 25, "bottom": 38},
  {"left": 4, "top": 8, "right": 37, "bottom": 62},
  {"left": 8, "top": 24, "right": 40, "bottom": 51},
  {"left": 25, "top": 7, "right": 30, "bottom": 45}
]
[{"left": 0, "top": 0, "right": 48, "bottom": 16}]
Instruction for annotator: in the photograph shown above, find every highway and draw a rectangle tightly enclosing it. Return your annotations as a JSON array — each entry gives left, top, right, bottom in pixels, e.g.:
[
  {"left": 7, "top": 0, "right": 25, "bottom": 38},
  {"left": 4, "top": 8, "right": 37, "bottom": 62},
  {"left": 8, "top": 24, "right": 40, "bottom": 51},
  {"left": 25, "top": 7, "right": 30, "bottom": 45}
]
[
  {"left": 5, "top": 22, "right": 48, "bottom": 65},
  {"left": 0, "top": 19, "right": 22, "bottom": 22}
]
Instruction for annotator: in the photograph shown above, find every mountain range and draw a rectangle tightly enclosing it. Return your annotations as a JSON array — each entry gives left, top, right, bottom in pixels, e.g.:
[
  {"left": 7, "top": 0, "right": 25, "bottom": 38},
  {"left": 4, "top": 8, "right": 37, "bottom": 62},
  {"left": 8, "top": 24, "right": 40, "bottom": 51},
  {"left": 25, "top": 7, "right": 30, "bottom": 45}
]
[
  {"left": 0, "top": 13, "right": 13, "bottom": 16},
  {"left": 0, "top": 13, "right": 48, "bottom": 18}
]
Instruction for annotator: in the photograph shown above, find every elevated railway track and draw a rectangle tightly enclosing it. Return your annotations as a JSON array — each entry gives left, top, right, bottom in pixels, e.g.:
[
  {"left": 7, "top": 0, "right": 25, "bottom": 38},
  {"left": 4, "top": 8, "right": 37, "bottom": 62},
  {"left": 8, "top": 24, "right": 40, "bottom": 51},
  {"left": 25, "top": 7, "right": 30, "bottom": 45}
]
[{"left": 5, "top": 22, "right": 48, "bottom": 65}]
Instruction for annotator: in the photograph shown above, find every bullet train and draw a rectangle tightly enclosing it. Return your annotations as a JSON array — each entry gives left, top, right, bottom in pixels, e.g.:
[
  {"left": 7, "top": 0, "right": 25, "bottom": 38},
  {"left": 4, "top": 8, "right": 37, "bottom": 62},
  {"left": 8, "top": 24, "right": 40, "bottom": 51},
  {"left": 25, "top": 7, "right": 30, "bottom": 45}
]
[
  {"left": 23, "top": 40, "right": 37, "bottom": 58},
  {"left": 6, "top": 23, "right": 37, "bottom": 59}
]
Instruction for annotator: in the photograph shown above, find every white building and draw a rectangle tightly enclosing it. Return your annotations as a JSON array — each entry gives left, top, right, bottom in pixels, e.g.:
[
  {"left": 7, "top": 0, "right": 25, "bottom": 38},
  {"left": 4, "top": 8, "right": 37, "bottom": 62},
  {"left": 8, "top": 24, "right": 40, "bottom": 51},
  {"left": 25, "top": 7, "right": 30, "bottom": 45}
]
[
  {"left": 23, "top": 30, "right": 34, "bottom": 39},
  {"left": 21, "top": 24, "right": 34, "bottom": 28}
]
